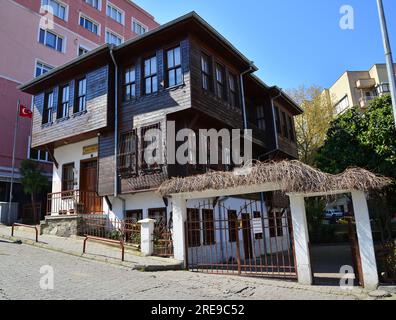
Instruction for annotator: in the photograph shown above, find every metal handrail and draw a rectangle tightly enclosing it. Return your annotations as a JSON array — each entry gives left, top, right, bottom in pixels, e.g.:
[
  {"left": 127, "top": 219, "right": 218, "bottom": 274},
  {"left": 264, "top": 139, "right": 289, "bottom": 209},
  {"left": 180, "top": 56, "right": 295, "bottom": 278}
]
[{"left": 11, "top": 223, "right": 39, "bottom": 243}]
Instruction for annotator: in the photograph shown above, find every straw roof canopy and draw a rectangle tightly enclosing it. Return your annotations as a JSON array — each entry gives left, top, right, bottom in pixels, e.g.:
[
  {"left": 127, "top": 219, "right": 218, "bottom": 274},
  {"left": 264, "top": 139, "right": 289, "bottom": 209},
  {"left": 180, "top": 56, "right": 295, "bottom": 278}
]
[{"left": 158, "top": 160, "right": 392, "bottom": 197}]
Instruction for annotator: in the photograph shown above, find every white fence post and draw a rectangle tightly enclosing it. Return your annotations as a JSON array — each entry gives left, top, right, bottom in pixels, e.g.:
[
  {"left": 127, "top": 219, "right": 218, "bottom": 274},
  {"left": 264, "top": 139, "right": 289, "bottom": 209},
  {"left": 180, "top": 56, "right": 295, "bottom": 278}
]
[
  {"left": 351, "top": 190, "right": 379, "bottom": 290},
  {"left": 138, "top": 218, "right": 155, "bottom": 256},
  {"left": 289, "top": 194, "right": 313, "bottom": 285},
  {"left": 172, "top": 195, "right": 187, "bottom": 265}
]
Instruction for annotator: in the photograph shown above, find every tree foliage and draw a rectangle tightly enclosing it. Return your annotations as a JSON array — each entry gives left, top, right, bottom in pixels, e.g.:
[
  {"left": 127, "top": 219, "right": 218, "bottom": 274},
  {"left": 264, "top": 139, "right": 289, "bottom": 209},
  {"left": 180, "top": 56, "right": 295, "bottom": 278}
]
[{"left": 288, "top": 85, "right": 335, "bottom": 164}]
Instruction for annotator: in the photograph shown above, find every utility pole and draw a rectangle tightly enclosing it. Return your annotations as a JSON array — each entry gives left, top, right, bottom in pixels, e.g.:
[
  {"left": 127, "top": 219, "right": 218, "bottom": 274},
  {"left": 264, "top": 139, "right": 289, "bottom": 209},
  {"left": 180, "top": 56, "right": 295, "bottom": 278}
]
[{"left": 377, "top": 0, "right": 396, "bottom": 127}]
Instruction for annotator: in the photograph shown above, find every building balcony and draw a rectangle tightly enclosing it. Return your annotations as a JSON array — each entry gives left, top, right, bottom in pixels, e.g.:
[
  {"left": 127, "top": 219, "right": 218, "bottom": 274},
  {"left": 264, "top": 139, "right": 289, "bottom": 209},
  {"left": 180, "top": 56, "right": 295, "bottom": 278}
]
[
  {"left": 47, "top": 190, "right": 103, "bottom": 216},
  {"left": 359, "top": 96, "right": 376, "bottom": 108}
]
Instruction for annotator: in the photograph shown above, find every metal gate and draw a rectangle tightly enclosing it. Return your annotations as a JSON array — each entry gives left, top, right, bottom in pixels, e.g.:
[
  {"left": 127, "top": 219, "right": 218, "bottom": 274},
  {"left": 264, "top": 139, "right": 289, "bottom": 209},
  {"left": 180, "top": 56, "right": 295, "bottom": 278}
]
[
  {"left": 153, "top": 218, "right": 174, "bottom": 258},
  {"left": 185, "top": 199, "right": 297, "bottom": 279}
]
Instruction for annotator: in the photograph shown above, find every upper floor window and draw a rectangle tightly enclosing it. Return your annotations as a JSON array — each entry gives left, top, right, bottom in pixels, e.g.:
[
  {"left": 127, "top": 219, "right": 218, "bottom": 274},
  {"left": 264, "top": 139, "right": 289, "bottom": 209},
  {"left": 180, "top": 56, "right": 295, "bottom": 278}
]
[
  {"left": 41, "top": 0, "right": 67, "bottom": 21},
  {"left": 39, "top": 28, "right": 63, "bottom": 52},
  {"left": 75, "top": 78, "right": 87, "bottom": 113},
  {"left": 105, "top": 30, "right": 123, "bottom": 45},
  {"left": 288, "top": 115, "right": 295, "bottom": 142},
  {"left": 256, "top": 105, "right": 266, "bottom": 131},
  {"left": 79, "top": 15, "right": 99, "bottom": 35},
  {"left": 215, "top": 64, "right": 226, "bottom": 100},
  {"left": 132, "top": 19, "right": 147, "bottom": 35},
  {"left": 29, "top": 136, "right": 49, "bottom": 162},
  {"left": 78, "top": 46, "right": 89, "bottom": 56},
  {"left": 281, "top": 111, "right": 289, "bottom": 139},
  {"left": 274, "top": 106, "right": 281, "bottom": 135},
  {"left": 144, "top": 56, "right": 158, "bottom": 95},
  {"left": 201, "top": 53, "right": 212, "bottom": 91},
  {"left": 123, "top": 66, "right": 136, "bottom": 102},
  {"left": 166, "top": 46, "right": 182, "bottom": 88},
  {"left": 43, "top": 91, "right": 54, "bottom": 124},
  {"left": 229, "top": 73, "right": 238, "bottom": 107},
  {"left": 57, "top": 84, "right": 69, "bottom": 119},
  {"left": 106, "top": 2, "right": 124, "bottom": 24},
  {"left": 62, "top": 163, "right": 74, "bottom": 192},
  {"left": 85, "top": 0, "right": 100, "bottom": 10},
  {"left": 35, "top": 61, "right": 53, "bottom": 77},
  {"left": 334, "top": 95, "right": 349, "bottom": 114}
]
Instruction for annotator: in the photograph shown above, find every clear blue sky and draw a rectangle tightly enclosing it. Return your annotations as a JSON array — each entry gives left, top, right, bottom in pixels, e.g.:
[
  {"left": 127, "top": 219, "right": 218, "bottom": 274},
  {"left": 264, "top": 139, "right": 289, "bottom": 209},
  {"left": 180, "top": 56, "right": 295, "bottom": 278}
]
[{"left": 134, "top": 0, "right": 396, "bottom": 90}]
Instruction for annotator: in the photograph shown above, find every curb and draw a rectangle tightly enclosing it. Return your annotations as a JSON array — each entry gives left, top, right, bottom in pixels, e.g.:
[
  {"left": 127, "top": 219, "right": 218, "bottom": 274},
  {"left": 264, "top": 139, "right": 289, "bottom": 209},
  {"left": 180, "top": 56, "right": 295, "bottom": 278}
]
[{"left": 0, "top": 233, "right": 182, "bottom": 272}]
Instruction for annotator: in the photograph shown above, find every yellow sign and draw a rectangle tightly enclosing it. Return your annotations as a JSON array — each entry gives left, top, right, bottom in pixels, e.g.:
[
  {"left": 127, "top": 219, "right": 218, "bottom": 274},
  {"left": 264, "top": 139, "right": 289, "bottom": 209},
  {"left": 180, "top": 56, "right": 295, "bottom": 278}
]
[{"left": 83, "top": 144, "right": 98, "bottom": 155}]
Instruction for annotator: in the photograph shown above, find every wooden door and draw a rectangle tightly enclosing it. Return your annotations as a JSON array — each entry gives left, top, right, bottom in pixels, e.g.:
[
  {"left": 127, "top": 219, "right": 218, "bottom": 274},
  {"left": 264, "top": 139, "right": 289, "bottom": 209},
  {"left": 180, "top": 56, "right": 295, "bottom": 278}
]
[{"left": 80, "top": 160, "right": 101, "bottom": 214}]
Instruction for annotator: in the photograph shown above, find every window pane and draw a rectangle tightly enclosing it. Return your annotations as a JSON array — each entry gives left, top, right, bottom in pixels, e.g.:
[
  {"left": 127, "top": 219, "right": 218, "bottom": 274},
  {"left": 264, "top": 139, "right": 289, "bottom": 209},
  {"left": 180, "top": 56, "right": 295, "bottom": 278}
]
[
  {"left": 57, "top": 37, "right": 63, "bottom": 52},
  {"left": 39, "top": 29, "right": 45, "bottom": 44},
  {"left": 46, "top": 32, "right": 56, "bottom": 48},
  {"left": 152, "top": 76, "right": 158, "bottom": 92},
  {"left": 144, "top": 59, "right": 150, "bottom": 76},
  {"left": 151, "top": 57, "right": 157, "bottom": 74},
  {"left": 176, "top": 68, "right": 182, "bottom": 85},
  {"left": 167, "top": 50, "right": 174, "bottom": 68},
  {"left": 168, "top": 70, "right": 175, "bottom": 87},
  {"left": 145, "top": 78, "right": 151, "bottom": 94}
]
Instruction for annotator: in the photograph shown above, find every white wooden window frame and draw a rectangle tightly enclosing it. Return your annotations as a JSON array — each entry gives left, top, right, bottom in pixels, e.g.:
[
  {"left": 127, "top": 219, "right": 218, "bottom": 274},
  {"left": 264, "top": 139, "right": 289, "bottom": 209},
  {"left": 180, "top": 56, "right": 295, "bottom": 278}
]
[
  {"left": 106, "top": 1, "right": 125, "bottom": 25},
  {"left": 79, "top": 13, "right": 101, "bottom": 36}
]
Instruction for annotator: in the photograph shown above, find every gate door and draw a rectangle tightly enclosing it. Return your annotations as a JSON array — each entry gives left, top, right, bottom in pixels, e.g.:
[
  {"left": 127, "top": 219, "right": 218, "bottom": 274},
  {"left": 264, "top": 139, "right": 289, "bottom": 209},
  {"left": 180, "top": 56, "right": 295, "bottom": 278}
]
[{"left": 185, "top": 199, "right": 297, "bottom": 279}]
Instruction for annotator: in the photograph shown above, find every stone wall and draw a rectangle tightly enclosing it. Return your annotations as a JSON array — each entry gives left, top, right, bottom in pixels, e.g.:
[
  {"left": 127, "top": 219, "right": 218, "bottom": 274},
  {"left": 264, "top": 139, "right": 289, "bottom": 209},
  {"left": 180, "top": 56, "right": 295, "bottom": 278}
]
[{"left": 40, "top": 215, "right": 79, "bottom": 237}]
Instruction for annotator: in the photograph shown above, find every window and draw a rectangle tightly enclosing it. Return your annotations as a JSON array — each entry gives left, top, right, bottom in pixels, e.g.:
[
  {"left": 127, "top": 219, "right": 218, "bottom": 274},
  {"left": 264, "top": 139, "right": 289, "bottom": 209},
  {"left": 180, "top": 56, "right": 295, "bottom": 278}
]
[
  {"left": 377, "top": 83, "right": 390, "bottom": 95},
  {"left": 229, "top": 73, "right": 238, "bottom": 107},
  {"left": 202, "top": 209, "right": 215, "bottom": 245},
  {"left": 41, "top": 0, "right": 67, "bottom": 20},
  {"left": 42, "top": 91, "right": 54, "bottom": 124},
  {"left": 201, "top": 53, "right": 212, "bottom": 91},
  {"left": 118, "top": 130, "right": 137, "bottom": 174},
  {"left": 57, "top": 85, "right": 69, "bottom": 119},
  {"left": 281, "top": 111, "right": 289, "bottom": 139},
  {"left": 78, "top": 46, "right": 89, "bottom": 56},
  {"left": 148, "top": 208, "right": 167, "bottom": 225},
  {"left": 269, "top": 211, "right": 284, "bottom": 238},
  {"left": 85, "top": 0, "right": 100, "bottom": 10},
  {"left": 123, "top": 66, "right": 136, "bottom": 102},
  {"left": 125, "top": 210, "right": 143, "bottom": 223},
  {"left": 288, "top": 115, "right": 295, "bottom": 142},
  {"left": 39, "top": 28, "right": 63, "bottom": 52},
  {"left": 29, "top": 147, "right": 49, "bottom": 162},
  {"left": 228, "top": 210, "right": 238, "bottom": 242},
  {"left": 187, "top": 209, "right": 201, "bottom": 247},
  {"left": 35, "top": 61, "right": 53, "bottom": 77},
  {"left": 256, "top": 105, "right": 266, "bottom": 131},
  {"left": 143, "top": 56, "right": 157, "bottom": 95},
  {"left": 106, "top": 3, "right": 124, "bottom": 24},
  {"left": 141, "top": 123, "right": 160, "bottom": 170},
  {"left": 274, "top": 106, "right": 281, "bottom": 134},
  {"left": 75, "top": 78, "right": 87, "bottom": 113},
  {"left": 166, "top": 46, "right": 182, "bottom": 87},
  {"left": 215, "top": 64, "right": 226, "bottom": 100},
  {"left": 334, "top": 96, "right": 349, "bottom": 114},
  {"left": 62, "top": 163, "right": 74, "bottom": 192},
  {"left": 132, "top": 19, "right": 147, "bottom": 35},
  {"left": 79, "top": 15, "right": 99, "bottom": 35},
  {"left": 105, "top": 30, "right": 122, "bottom": 45}
]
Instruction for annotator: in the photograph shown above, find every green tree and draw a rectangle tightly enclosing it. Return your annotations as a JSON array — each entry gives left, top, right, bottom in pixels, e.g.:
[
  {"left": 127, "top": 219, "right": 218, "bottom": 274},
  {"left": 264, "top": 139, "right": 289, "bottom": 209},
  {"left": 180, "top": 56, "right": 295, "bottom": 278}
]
[
  {"left": 288, "top": 86, "right": 335, "bottom": 164},
  {"left": 20, "top": 160, "right": 49, "bottom": 223}
]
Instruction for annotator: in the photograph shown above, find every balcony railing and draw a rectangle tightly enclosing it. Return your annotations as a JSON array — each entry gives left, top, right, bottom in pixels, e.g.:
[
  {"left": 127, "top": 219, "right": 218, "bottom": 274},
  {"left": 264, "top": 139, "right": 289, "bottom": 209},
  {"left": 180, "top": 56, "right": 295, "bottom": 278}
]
[
  {"left": 47, "top": 190, "right": 103, "bottom": 216},
  {"left": 359, "top": 95, "right": 376, "bottom": 108}
]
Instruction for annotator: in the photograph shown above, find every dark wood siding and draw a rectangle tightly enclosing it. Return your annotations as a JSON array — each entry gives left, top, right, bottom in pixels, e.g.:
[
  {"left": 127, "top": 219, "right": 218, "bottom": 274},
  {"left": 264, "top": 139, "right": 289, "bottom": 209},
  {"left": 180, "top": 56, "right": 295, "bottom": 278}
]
[{"left": 31, "top": 65, "right": 110, "bottom": 148}]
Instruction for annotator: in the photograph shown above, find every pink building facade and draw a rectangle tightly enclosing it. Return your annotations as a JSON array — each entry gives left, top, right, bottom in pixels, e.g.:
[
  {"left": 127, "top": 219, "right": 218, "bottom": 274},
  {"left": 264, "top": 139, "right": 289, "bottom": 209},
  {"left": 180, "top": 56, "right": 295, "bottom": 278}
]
[{"left": 0, "top": 0, "right": 158, "bottom": 218}]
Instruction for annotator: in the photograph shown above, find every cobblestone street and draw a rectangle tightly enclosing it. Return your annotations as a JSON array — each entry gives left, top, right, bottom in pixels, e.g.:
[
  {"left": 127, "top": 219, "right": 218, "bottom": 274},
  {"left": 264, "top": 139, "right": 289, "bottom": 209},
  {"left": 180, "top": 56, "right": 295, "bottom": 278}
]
[{"left": 0, "top": 239, "right": 369, "bottom": 300}]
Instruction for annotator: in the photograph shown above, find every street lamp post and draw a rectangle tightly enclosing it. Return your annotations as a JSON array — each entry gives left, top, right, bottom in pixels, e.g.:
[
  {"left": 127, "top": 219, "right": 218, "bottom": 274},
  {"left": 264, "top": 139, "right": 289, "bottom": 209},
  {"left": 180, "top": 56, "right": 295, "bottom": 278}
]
[{"left": 377, "top": 0, "right": 396, "bottom": 127}]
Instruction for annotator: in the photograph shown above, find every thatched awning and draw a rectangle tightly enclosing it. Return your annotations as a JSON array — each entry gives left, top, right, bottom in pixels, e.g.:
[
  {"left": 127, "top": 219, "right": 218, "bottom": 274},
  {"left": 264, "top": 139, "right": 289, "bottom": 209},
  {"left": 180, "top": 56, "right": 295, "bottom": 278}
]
[{"left": 158, "top": 161, "right": 392, "bottom": 197}]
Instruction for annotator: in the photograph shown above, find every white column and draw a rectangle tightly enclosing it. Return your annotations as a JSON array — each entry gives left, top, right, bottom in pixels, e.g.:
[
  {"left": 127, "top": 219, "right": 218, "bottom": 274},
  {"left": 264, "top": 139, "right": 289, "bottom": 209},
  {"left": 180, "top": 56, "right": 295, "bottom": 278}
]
[
  {"left": 351, "top": 191, "right": 379, "bottom": 290},
  {"left": 289, "top": 195, "right": 313, "bottom": 285},
  {"left": 172, "top": 195, "right": 187, "bottom": 265},
  {"left": 138, "top": 218, "right": 155, "bottom": 256}
]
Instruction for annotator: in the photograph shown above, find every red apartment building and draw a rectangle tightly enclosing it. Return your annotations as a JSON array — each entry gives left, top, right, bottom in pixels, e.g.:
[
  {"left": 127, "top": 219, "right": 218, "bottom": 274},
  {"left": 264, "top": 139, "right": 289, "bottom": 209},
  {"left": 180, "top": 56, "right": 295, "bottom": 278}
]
[{"left": 0, "top": 0, "right": 158, "bottom": 222}]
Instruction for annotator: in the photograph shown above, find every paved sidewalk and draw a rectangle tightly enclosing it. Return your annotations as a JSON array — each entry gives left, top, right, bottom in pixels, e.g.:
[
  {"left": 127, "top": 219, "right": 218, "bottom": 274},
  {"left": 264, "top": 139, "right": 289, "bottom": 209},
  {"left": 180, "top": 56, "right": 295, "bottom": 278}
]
[{"left": 0, "top": 224, "right": 182, "bottom": 271}]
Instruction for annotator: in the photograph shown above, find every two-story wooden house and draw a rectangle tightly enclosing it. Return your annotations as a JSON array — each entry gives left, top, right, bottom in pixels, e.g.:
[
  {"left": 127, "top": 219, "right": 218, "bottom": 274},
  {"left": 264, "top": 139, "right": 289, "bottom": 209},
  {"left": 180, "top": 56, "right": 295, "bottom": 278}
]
[{"left": 20, "top": 12, "right": 302, "bottom": 238}]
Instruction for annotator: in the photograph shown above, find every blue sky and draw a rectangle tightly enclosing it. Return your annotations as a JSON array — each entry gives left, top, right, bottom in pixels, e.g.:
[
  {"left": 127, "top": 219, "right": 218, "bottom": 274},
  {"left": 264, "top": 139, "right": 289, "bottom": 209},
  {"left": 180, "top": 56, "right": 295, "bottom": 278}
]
[{"left": 134, "top": 0, "right": 396, "bottom": 90}]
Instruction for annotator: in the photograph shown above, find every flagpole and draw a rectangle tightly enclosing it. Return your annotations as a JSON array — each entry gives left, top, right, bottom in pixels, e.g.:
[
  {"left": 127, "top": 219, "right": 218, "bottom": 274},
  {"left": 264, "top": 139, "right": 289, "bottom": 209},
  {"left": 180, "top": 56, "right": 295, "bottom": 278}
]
[
  {"left": 377, "top": 0, "right": 396, "bottom": 128},
  {"left": 8, "top": 99, "right": 20, "bottom": 225}
]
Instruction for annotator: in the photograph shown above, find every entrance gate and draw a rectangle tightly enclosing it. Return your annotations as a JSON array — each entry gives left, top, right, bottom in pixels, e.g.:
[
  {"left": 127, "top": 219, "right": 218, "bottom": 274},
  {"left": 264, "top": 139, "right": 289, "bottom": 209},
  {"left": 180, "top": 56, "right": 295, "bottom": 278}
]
[{"left": 185, "top": 199, "right": 297, "bottom": 279}]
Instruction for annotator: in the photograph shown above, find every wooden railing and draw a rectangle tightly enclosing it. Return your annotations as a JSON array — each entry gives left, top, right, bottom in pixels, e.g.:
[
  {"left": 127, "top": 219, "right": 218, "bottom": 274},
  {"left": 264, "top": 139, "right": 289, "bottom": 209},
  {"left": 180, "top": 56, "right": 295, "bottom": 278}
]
[{"left": 47, "top": 190, "right": 103, "bottom": 216}]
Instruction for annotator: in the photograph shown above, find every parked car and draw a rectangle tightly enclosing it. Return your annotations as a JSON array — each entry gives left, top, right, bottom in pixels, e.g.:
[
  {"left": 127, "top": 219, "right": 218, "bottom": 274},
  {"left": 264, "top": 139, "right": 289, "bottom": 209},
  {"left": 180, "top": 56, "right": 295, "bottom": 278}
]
[{"left": 324, "top": 209, "right": 344, "bottom": 219}]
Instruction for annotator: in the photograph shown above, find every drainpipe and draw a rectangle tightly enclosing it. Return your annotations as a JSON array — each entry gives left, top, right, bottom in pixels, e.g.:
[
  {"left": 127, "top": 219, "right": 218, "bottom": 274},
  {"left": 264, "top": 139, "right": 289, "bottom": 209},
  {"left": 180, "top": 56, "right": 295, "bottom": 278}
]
[
  {"left": 240, "top": 66, "right": 255, "bottom": 130},
  {"left": 110, "top": 47, "right": 119, "bottom": 198}
]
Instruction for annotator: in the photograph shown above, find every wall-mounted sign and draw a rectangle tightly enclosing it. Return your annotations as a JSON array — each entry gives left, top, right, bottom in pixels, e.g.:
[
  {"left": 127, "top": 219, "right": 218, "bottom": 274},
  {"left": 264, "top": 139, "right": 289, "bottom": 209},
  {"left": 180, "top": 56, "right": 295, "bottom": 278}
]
[
  {"left": 252, "top": 218, "right": 263, "bottom": 235},
  {"left": 83, "top": 144, "right": 98, "bottom": 155}
]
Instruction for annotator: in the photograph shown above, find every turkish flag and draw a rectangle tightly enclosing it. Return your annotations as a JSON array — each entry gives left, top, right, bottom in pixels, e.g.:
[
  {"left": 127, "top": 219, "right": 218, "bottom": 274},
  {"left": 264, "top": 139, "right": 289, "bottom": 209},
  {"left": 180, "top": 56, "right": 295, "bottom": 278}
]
[{"left": 19, "top": 105, "right": 33, "bottom": 118}]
